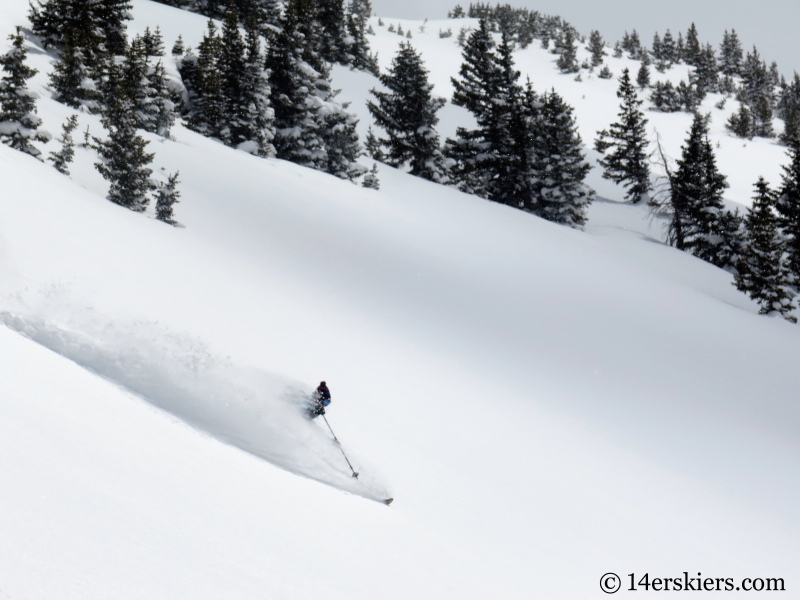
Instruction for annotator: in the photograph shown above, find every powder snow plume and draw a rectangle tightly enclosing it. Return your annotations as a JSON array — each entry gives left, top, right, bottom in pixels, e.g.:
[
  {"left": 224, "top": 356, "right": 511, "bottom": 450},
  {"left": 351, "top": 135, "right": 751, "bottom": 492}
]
[{"left": 0, "top": 303, "right": 389, "bottom": 503}]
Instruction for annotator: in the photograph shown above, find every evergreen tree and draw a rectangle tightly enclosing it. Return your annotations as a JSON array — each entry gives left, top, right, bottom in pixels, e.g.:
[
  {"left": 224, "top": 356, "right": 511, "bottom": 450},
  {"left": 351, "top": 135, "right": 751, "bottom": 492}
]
[
  {"left": 598, "top": 65, "right": 613, "bottom": 79},
  {"left": 726, "top": 103, "right": 754, "bottom": 138},
  {"left": 155, "top": 171, "right": 181, "bottom": 225},
  {"left": 684, "top": 23, "right": 701, "bottom": 66},
  {"left": 185, "top": 20, "right": 225, "bottom": 139},
  {"left": 672, "top": 113, "right": 729, "bottom": 265},
  {"left": 752, "top": 94, "right": 775, "bottom": 138},
  {"left": 94, "top": 71, "right": 156, "bottom": 211},
  {"left": 636, "top": 52, "right": 651, "bottom": 89},
  {"left": 781, "top": 108, "right": 800, "bottom": 147},
  {"left": 365, "top": 125, "right": 383, "bottom": 160},
  {"left": 651, "top": 32, "right": 662, "bottom": 64},
  {"left": 141, "top": 26, "right": 165, "bottom": 56},
  {"left": 719, "top": 29, "right": 742, "bottom": 76},
  {"left": 650, "top": 81, "right": 682, "bottom": 112},
  {"left": 49, "top": 35, "right": 102, "bottom": 111},
  {"left": 317, "top": 0, "right": 348, "bottom": 64},
  {"left": 775, "top": 136, "right": 800, "bottom": 286},
  {"left": 48, "top": 113, "right": 79, "bottom": 174},
  {"left": 0, "top": 28, "right": 50, "bottom": 158},
  {"left": 529, "top": 89, "right": 594, "bottom": 227},
  {"left": 735, "top": 177, "right": 796, "bottom": 320},
  {"left": 362, "top": 162, "right": 380, "bottom": 189},
  {"left": 172, "top": 35, "right": 185, "bottom": 57},
  {"left": 220, "top": 2, "right": 248, "bottom": 146},
  {"left": 319, "top": 93, "right": 365, "bottom": 181},
  {"left": 693, "top": 43, "right": 718, "bottom": 93},
  {"left": 367, "top": 42, "right": 446, "bottom": 181},
  {"left": 347, "top": 1, "right": 379, "bottom": 75},
  {"left": 676, "top": 32, "right": 686, "bottom": 62},
  {"left": 588, "top": 30, "right": 605, "bottom": 67},
  {"left": 146, "top": 60, "right": 176, "bottom": 137},
  {"left": 658, "top": 29, "right": 677, "bottom": 69},
  {"left": 266, "top": 0, "right": 326, "bottom": 168},
  {"left": 594, "top": 68, "right": 651, "bottom": 203},
  {"left": 556, "top": 29, "right": 578, "bottom": 74},
  {"left": 237, "top": 22, "right": 276, "bottom": 156},
  {"left": 740, "top": 46, "right": 771, "bottom": 106}
]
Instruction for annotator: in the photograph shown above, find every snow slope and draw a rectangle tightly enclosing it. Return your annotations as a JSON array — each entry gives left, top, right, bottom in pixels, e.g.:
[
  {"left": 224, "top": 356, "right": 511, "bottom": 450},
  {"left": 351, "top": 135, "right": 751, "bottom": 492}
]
[{"left": 0, "top": 1, "right": 799, "bottom": 598}]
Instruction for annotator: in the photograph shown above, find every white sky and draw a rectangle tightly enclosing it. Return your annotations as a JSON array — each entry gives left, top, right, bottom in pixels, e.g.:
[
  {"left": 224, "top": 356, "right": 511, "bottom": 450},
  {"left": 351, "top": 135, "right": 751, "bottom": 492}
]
[{"left": 371, "top": 0, "right": 800, "bottom": 77}]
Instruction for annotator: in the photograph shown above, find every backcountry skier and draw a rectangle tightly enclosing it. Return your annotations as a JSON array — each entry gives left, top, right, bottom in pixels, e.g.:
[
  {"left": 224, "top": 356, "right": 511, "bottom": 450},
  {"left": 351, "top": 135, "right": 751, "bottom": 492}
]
[{"left": 308, "top": 381, "right": 331, "bottom": 418}]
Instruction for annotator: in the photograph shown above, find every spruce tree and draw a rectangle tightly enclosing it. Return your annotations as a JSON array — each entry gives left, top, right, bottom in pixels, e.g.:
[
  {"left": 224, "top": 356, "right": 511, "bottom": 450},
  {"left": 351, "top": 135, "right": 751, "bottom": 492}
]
[
  {"left": 172, "top": 36, "right": 185, "bottom": 57},
  {"left": 650, "top": 81, "right": 682, "bottom": 112},
  {"left": 595, "top": 68, "right": 651, "bottom": 203},
  {"left": 719, "top": 29, "right": 742, "bottom": 76},
  {"left": 740, "top": 46, "right": 771, "bottom": 107},
  {"left": 320, "top": 95, "right": 364, "bottom": 181},
  {"left": 735, "top": 178, "right": 796, "bottom": 320},
  {"left": 775, "top": 136, "right": 800, "bottom": 286},
  {"left": 367, "top": 42, "right": 446, "bottom": 181},
  {"left": 362, "top": 163, "right": 380, "bottom": 189},
  {"left": 50, "top": 37, "right": 101, "bottom": 111},
  {"left": 141, "top": 26, "right": 165, "bottom": 56},
  {"left": 220, "top": 2, "right": 248, "bottom": 146},
  {"left": 237, "top": 22, "right": 276, "bottom": 156},
  {"left": 155, "top": 171, "right": 181, "bottom": 225},
  {"left": 556, "top": 29, "right": 578, "bottom": 74},
  {"left": 347, "top": 0, "right": 378, "bottom": 75},
  {"left": 317, "top": 0, "right": 348, "bottom": 64},
  {"left": 530, "top": 89, "right": 594, "bottom": 227},
  {"left": 48, "top": 114, "right": 79, "bottom": 174},
  {"left": 0, "top": 28, "right": 50, "bottom": 158},
  {"left": 267, "top": 0, "right": 326, "bottom": 168},
  {"left": 684, "top": 23, "right": 701, "bottom": 66},
  {"left": 365, "top": 125, "right": 383, "bottom": 160},
  {"left": 94, "top": 69, "right": 156, "bottom": 211},
  {"left": 588, "top": 30, "right": 605, "bottom": 67},
  {"left": 694, "top": 44, "right": 718, "bottom": 93},
  {"left": 673, "top": 113, "right": 729, "bottom": 265},
  {"left": 636, "top": 52, "right": 651, "bottom": 89},
  {"left": 726, "top": 104, "right": 754, "bottom": 138},
  {"left": 659, "top": 29, "right": 677, "bottom": 69},
  {"left": 186, "top": 21, "right": 225, "bottom": 139}
]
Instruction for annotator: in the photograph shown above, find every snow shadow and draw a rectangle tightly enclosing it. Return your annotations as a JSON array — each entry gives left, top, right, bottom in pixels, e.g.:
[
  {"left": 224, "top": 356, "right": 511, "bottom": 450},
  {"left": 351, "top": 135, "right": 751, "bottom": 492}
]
[{"left": 0, "top": 310, "right": 388, "bottom": 502}]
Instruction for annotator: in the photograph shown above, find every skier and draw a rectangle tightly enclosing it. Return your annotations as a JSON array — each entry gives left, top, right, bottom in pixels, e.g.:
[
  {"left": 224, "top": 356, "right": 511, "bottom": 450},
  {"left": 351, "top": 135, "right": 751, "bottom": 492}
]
[{"left": 308, "top": 381, "right": 331, "bottom": 418}]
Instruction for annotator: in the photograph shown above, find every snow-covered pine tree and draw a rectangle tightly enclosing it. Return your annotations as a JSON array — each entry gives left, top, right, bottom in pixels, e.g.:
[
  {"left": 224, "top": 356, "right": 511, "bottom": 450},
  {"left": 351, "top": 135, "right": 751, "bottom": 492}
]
[
  {"left": 267, "top": 0, "right": 326, "bottom": 168},
  {"left": 775, "top": 135, "right": 800, "bottom": 286},
  {"left": 96, "top": 0, "right": 132, "bottom": 55},
  {"left": 220, "top": 3, "right": 248, "bottom": 146},
  {"left": 185, "top": 20, "right": 225, "bottom": 139},
  {"left": 556, "top": 29, "right": 578, "bottom": 74},
  {"left": 237, "top": 22, "right": 276, "bottom": 156},
  {"left": 171, "top": 36, "right": 185, "bottom": 57},
  {"left": 141, "top": 26, "right": 165, "bottom": 56},
  {"left": 0, "top": 28, "right": 50, "bottom": 158},
  {"left": 364, "top": 125, "right": 383, "bottom": 160},
  {"left": 49, "top": 36, "right": 101, "bottom": 111},
  {"left": 752, "top": 95, "right": 775, "bottom": 138},
  {"left": 594, "top": 68, "right": 651, "bottom": 203},
  {"left": 659, "top": 29, "right": 677, "bottom": 69},
  {"left": 48, "top": 114, "right": 78, "bottom": 174},
  {"left": 367, "top": 42, "right": 446, "bottom": 181},
  {"left": 146, "top": 61, "right": 176, "bottom": 137},
  {"left": 362, "top": 162, "right": 380, "bottom": 189},
  {"left": 726, "top": 103, "right": 754, "bottom": 138},
  {"left": 650, "top": 81, "right": 682, "bottom": 112},
  {"left": 636, "top": 51, "right": 651, "bottom": 88},
  {"left": 588, "top": 30, "right": 605, "bottom": 67},
  {"left": 684, "top": 22, "right": 701, "bottom": 66},
  {"left": 739, "top": 46, "right": 772, "bottom": 106},
  {"left": 319, "top": 95, "right": 364, "bottom": 181},
  {"left": 529, "top": 89, "right": 594, "bottom": 227},
  {"left": 347, "top": 7, "right": 379, "bottom": 75},
  {"left": 94, "top": 68, "right": 156, "bottom": 211},
  {"left": 735, "top": 177, "right": 796, "bottom": 320},
  {"left": 155, "top": 171, "right": 181, "bottom": 225},
  {"left": 781, "top": 109, "right": 800, "bottom": 147},
  {"left": 317, "top": 0, "right": 349, "bottom": 64},
  {"left": 719, "top": 29, "right": 743, "bottom": 76},
  {"left": 673, "top": 113, "right": 729, "bottom": 266},
  {"left": 651, "top": 32, "right": 662, "bottom": 64},
  {"left": 598, "top": 65, "right": 613, "bottom": 79},
  {"left": 693, "top": 44, "right": 718, "bottom": 93}
]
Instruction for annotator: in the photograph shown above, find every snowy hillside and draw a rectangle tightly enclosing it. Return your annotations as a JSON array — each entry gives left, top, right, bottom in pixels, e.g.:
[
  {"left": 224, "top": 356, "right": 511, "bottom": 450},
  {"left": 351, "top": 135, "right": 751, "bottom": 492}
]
[{"left": 0, "top": 1, "right": 799, "bottom": 598}]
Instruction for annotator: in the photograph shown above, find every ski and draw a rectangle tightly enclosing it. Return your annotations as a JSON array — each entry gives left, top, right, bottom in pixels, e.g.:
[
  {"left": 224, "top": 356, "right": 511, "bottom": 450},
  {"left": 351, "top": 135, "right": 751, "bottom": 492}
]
[{"left": 384, "top": 498, "right": 393, "bottom": 505}]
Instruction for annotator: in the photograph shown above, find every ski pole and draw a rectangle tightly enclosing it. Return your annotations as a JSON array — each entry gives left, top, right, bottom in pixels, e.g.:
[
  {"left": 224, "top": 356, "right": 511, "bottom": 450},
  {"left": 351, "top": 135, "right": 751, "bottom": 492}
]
[{"left": 322, "top": 414, "right": 359, "bottom": 478}]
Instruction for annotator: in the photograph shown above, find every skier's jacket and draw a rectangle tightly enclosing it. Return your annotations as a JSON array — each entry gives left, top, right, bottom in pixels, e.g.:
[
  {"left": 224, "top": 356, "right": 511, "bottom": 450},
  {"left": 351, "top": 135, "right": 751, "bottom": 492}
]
[{"left": 315, "top": 384, "right": 331, "bottom": 406}]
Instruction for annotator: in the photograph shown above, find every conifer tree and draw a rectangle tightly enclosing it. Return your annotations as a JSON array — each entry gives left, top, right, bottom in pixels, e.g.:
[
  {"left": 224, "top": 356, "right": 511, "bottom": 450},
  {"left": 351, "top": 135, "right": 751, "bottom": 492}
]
[
  {"left": 237, "top": 22, "right": 275, "bottom": 156},
  {"left": 775, "top": 136, "right": 800, "bottom": 285},
  {"left": 320, "top": 95, "right": 365, "bottom": 182},
  {"left": 185, "top": 20, "right": 225, "bottom": 139},
  {"left": 735, "top": 178, "right": 796, "bottom": 320},
  {"left": 588, "top": 30, "right": 605, "bottom": 67},
  {"left": 595, "top": 68, "right": 651, "bottom": 203},
  {"left": 684, "top": 23, "right": 701, "bottom": 66},
  {"left": 529, "top": 89, "right": 594, "bottom": 227},
  {"left": 362, "top": 162, "right": 380, "bottom": 189},
  {"left": 141, "top": 26, "right": 165, "bottom": 56},
  {"left": 368, "top": 42, "right": 446, "bottom": 181},
  {"left": 651, "top": 32, "right": 662, "bottom": 64},
  {"left": 172, "top": 36, "right": 185, "bottom": 57},
  {"left": 598, "top": 65, "right": 613, "bottom": 79},
  {"left": 266, "top": 0, "right": 326, "bottom": 168},
  {"left": 0, "top": 28, "right": 50, "bottom": 158},
  {"left": 220, "top": 2, "right": 248, "bottom": 146},
  {"left": 673, "top": 113, "right": 729, "bottom": 265},
  {"left": 650, "top": 81, "right": 682, "bottom": 112},
  {"left": 719, "top": 29, "right": 742, "bottom": 76},
  {"left": 346, "top": 1, "right": 379, "bottom": 75},
  {"left": 556, "top": 29, "right": 578, "bottom": 74},
  {"left": 740, "top": 46, "right": 771, "bottom": 107},
  {"left": 317, "top": 0, "right": 348, "bottom": 64},
  {"left": 155, "top": 171, "right": 181, "bottom": 225},
  {"left": 726, "top": 103, "right": 754, "bottom": 138},
  {"left": 365, "top": 125, "right": 383, "bottom": 160},
  {"left": 48, "top": 114, "right": 78, "bottom": 174},
  {"left": 50, "top": 37, "right": 101, "bottom": 111},
  {"left": 636, "top": 52, "right": 651, "bottom": 88},
  {"left": 94, "top": 69, "right": 156, "bottom": 211},
  {"left": 752, "top": 95, "right": 775, "bottom": 138},
  {"left": 693, "top": 44, "right": 718, "bottom": 93},
  {"left": 659, "top": 29, "right": 677, "bottom": 69}
]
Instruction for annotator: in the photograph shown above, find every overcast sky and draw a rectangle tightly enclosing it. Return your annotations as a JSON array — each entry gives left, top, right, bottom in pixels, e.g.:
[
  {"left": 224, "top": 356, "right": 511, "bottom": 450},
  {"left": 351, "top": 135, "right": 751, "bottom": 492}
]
[{"left": 371, "top": 0, "right": 800, "bottom": 77}]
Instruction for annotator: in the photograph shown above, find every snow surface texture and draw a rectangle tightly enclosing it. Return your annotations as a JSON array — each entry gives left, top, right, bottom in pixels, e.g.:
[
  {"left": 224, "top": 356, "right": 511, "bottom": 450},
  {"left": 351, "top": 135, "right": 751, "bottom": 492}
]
[{"left": 0, "top": 1, "right": 799, "bottom": 598}]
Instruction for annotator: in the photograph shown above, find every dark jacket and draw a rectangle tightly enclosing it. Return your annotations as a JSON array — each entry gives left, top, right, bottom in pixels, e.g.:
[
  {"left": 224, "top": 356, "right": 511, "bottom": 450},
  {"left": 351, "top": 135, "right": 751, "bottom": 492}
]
[{"left": 316, "top": 384, "right": 331, "bottom": 406}]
